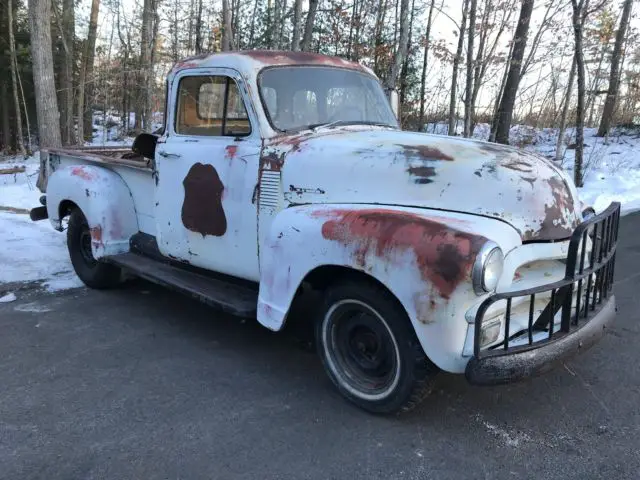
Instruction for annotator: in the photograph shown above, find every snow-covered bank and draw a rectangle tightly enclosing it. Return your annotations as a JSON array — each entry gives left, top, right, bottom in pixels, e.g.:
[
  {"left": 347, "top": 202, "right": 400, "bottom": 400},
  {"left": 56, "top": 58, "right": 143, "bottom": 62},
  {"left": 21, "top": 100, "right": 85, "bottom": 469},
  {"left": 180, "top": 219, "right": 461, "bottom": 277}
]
[
  {"left": 426, "top": 123, "right": 640, "bottom": 215},
  {"left": 0, "top": 152, "right": 42, "bottom": 211}
]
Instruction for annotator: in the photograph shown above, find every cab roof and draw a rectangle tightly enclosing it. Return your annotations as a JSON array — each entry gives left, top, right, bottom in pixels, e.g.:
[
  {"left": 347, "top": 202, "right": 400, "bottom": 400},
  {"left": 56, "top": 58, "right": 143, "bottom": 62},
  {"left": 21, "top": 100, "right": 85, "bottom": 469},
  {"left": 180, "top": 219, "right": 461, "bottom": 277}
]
[{"left": 170, "top": 50, "right": 375, "bottom": 78}]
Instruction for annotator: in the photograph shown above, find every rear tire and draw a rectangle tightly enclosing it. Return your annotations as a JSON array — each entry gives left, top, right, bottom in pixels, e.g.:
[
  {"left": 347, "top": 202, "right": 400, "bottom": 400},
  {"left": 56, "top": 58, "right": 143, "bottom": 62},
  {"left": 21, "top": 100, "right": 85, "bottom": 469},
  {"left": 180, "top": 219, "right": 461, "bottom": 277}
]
[
  {"left": 67, "top": 208, "right": 122, "bottom": 289},
  {"left": 316, "top": 280, "right": 439, "bottom": 414}
]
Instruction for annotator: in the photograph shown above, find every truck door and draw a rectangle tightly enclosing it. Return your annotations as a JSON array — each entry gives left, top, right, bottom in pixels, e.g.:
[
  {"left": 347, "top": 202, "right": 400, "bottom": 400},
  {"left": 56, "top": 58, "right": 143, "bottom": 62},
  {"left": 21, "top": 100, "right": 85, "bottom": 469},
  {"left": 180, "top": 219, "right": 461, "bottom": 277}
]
[{"left": 154, "top": 67, "right": 260, "bottom": 281}]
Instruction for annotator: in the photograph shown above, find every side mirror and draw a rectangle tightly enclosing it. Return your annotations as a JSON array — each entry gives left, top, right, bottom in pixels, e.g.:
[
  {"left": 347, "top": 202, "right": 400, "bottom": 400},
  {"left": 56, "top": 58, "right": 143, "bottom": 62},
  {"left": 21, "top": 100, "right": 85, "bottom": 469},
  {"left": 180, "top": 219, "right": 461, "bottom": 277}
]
[
  {"left": 387, "top": 89, "right": 399, "bottom": 120},
  {"left": 131, "top": 133, "right": 159, "bottom": 159}
]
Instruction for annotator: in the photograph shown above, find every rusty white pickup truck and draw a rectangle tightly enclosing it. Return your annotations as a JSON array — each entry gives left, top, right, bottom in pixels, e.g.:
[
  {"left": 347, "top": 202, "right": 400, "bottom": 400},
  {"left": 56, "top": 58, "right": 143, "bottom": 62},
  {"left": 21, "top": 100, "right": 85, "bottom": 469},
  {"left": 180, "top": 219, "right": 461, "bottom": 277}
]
[{"left": 31, "top": 51, "right": 620, "bottom": 414}]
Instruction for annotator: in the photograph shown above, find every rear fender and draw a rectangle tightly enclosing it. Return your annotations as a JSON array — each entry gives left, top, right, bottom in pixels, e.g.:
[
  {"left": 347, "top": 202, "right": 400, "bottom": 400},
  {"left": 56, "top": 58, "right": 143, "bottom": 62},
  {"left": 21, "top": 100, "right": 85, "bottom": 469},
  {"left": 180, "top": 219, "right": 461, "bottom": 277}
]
[
  {"left": 257, "top": 204, "right": 521, "bottom": 372},
  {"left": 47, "top": 165, "right": 138, "bottom": 258}
]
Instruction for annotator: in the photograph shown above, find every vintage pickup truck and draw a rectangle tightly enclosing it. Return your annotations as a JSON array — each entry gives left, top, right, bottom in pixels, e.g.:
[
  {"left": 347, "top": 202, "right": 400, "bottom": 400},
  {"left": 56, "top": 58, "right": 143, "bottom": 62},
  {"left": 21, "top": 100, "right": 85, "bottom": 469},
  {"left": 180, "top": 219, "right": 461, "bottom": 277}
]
[{"left": 32, "top": 51, "right": 620, "bottom": 414}]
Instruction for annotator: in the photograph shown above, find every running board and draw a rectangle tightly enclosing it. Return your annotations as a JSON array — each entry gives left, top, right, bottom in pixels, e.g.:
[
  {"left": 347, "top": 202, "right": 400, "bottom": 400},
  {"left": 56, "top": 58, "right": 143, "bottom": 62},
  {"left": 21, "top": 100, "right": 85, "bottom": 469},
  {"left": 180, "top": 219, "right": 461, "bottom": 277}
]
[{"left": 106, "top": 252, "right": 258, "bottom": 317}]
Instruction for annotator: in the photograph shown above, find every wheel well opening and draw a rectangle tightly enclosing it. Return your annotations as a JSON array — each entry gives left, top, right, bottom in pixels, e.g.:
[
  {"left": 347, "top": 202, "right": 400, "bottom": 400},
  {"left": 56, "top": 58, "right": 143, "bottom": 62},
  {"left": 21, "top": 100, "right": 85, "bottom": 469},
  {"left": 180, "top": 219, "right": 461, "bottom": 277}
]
[
  {"left": 303, "top": 265, "right": 395, "bottom": 296},
  {"left": 58, "top": 200, "right": 78, "bottom": 219},
  {"left": 283, "top": 265, "right": 410, "bottom": 334}
]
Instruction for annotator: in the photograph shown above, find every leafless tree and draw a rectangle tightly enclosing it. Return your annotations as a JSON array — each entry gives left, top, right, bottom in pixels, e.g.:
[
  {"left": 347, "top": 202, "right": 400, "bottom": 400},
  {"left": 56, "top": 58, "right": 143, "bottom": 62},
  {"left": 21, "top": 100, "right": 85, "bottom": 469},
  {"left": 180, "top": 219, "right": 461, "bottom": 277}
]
[
  {"left": 597, "top": 0, "right": 634, "bottom": 137},
  {"left": 28, "top": 0, "right": 62, "bottom": 148},
  {"left": 301, "top": 0, "right": 319, "bottom": 52},
  {"left": 77, "top": 0, "right": 100, "bottom": 144},
  {"left": 571, "top": 0, "right": 588, "bottom": 186},
  {"left": 555, "top": 55, "right": 577, "bottom": 162},
  {"left": 491, "top": 0, "right": 534, "bottom": 144},
  {"left": 463, "top": 0, "right": 477, "bottom": 137},
  {"left": 448, "top": 0, "right": 469, "bottom": 136},
  {"left": 292, "top": 0, "right": 303, "bottom": 50},
  {"left": 418, "top": 0, "right": 437, "bottom": 130},
  {"left": 8, "top": 0, "right": 26, "bottom": 154}
]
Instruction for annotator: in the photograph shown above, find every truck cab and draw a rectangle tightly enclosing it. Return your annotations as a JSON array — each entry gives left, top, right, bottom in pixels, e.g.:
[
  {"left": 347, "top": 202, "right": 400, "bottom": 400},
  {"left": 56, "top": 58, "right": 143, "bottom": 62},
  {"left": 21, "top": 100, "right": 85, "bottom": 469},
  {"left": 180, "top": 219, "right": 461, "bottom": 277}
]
[{"left": 33, "top": 51, "right": 619, "bottom": 414}]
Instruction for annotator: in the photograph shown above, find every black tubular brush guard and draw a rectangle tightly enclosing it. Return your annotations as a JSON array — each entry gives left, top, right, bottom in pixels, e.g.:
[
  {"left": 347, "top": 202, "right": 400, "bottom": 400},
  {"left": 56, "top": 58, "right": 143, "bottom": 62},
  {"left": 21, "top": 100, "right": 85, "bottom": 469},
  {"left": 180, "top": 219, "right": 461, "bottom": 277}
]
[{"left": 466, "top": 202, "right": 621, "bottom": 385}]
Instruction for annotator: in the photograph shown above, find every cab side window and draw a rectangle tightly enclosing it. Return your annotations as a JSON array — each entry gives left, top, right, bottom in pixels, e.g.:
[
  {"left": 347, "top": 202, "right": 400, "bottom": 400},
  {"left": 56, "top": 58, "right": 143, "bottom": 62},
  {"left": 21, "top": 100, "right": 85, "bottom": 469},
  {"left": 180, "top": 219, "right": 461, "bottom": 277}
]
[{"left": 175, "top": 76, "right": 251, "bottom": 136}]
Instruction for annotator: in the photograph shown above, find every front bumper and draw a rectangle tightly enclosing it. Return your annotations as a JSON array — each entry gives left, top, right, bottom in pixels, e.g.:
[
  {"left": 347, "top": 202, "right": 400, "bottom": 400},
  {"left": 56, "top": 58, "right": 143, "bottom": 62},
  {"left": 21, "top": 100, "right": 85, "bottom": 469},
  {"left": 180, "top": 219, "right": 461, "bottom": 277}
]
[
  {"left": 466, "top": 201, "right": 620, "bottom": 386},
  {"left": 466, "top": 295, "right": 615, "bottom": 385}
]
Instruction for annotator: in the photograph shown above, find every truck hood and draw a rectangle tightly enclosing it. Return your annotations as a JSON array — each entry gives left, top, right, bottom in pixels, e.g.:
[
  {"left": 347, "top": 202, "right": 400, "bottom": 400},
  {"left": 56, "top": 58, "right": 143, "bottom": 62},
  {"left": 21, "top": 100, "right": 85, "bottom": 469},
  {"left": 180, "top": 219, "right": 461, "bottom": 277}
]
[{"left": 266, "top": 127, "right": 582, "bottom": 242}]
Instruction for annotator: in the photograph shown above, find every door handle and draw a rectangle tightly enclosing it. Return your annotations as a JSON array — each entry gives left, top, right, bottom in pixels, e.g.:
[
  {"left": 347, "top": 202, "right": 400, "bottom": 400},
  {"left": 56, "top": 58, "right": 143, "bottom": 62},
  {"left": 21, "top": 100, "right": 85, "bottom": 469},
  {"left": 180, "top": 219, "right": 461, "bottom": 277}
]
[{"left": 157, "top": 150, "right": 181, "bottom": 159}]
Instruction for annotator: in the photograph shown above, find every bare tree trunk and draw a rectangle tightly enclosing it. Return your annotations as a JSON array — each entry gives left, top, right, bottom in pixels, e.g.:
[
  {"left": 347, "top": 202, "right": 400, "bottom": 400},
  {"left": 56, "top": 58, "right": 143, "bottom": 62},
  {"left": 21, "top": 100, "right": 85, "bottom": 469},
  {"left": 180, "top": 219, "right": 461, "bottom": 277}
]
[
  {"left": 491, "top": 0, "right": 534, "bottom": 145},
  {"left": 29, "top": 0, "right": 62, "bottom": 148},
  {"left": 222, "top": 0, "right": 234, "bottom": 51},
  {"left": 139, "top": 0, "right": 154, "bottom": 131},
  {"left": 489, "top": 38, "right": 514, "bottom": 142},
  {"left": 8, "top": 0, "right": 26, "bottom": 154},
  {"left": 448, "top": 0, "right": 469, "bottom": 136},
  {"left": 57, "top": 0, "right": 75, "bottom": 145},
  {"left": 571, "top": 0, "right": 587, "bottom": 187},
  {"left": 77, "top": 0, "right": 100, "bottom": 145},
  {"left": 80, "top": 0, "right": 100, "bottom": 141},
  {"left": 1, "top": 82, "right": 9, "bottom": 152},
  {"left": 386, "top": 0, "right": 410, "bottom": 93},
  {"left": 292, "top": 0, "right": 303, "bottom": 50},
  {"left": 301, "top": 0, "right": 319, "bottom": 52},
  {"left": 346, "top": 0, "right": 356, "bottom": 58},
  {"left": 597, "top": 0, "right": 633, "bottom": 137},
  {"left": 418, "top": 0, "right": 436, "bottom": 130},
  {"left": 555, "top": 54, "right": 577, "bottom": 162},
  {"left": 248, "top": 0, "right": 259, "bottom": 47},
  {"left": 463, "top": 0, "right": 477, "bottom": 137},
  {"left": 194, "top": 0, "right": 203, "bottom": 54},
  {"left": 353, "top": 0, "right": 365, "bottom": 60},
  {"left": 399, "top": 0, "right": 416, "bottom": 113}
]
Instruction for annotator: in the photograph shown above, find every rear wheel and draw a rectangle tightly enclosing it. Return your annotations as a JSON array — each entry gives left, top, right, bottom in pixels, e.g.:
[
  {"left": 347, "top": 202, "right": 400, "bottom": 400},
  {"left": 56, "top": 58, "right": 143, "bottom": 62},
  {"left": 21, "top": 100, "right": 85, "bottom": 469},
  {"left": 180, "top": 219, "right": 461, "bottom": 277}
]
[
  {"left": 316, "top": 281, "right": 439, "bottom": 414},
  {"left": 67, "top": 208, "right": 122, "bottom": 289}
]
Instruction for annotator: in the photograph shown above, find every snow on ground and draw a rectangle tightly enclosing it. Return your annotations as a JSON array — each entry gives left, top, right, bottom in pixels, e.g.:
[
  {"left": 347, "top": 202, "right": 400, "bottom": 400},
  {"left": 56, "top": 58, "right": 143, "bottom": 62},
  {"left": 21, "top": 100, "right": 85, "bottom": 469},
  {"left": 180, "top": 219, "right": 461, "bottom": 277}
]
[
  {"left": 1, "top": 116, "right": 639, "bottom": 294},
  {"left": 0, "top": 211, "right": 83, "bottom": 292}
]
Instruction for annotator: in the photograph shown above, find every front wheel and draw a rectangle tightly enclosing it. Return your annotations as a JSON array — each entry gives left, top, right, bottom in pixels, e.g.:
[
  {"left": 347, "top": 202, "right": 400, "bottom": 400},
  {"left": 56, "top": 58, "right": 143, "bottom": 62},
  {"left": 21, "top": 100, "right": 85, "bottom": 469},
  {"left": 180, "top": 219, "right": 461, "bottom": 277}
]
[
  {"left": 67, "top": 208, "right": 122, "bottom": 289},
  {"left": 316, "top": 281, "right": 439, "bottom": 414}
]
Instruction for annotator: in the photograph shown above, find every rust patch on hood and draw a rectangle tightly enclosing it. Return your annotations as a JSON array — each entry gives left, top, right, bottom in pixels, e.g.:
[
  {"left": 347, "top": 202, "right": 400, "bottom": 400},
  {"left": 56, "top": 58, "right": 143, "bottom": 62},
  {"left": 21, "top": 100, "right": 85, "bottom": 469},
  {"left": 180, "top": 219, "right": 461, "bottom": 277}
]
[
  {"left": 316, "top": 209, "right": 487, "bottom": 300},
  {"left": 181, "top": 163, "right": 227, "bottom": 237},
  {"left": 523, "top": 176, "right": 580, "bottom": 241},
  {"left": 399, "top": 144, "right": 454, "bottom": 185},
  {"left": 406, "top": 166, "right": 436, "bottom": 184},
  {"left": 502, "top": 159, "right": 534, "bottom": 173},
  {"left": 398, "top": 144, "right": 454, "bottom": 162}
]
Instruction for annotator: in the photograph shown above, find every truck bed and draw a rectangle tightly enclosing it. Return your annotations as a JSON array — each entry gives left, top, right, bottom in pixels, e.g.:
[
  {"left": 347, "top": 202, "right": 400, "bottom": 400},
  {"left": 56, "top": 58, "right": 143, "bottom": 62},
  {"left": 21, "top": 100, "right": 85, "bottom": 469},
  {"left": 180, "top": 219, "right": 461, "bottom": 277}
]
[{"left": 45, "top": 146, "right": 152, "bottom": 170}]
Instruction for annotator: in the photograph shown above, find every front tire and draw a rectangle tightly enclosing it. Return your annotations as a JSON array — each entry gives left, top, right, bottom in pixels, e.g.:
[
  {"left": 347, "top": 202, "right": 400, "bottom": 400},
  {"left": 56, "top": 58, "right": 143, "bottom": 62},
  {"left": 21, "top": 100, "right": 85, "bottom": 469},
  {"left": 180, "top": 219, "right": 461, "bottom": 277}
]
[
  {"left": 67, "top": 208, "right": 122, "bottom": 289},
  {"left": 316, "top": 281, "right": 439, "bottom": 414}
]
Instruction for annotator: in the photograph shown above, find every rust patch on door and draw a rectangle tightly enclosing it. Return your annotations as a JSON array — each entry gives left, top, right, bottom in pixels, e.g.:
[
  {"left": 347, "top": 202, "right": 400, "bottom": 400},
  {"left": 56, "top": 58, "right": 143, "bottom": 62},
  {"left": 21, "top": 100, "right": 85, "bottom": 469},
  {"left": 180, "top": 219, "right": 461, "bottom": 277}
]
[
  {"left": 316, "top": 209, "right": 486, "bottom": 300},
  {"left": 225, "top": 145, "right": 238, "bottom": 159},
  {"left": 181, "top": 163, "right": 227, "bottom": 237}
]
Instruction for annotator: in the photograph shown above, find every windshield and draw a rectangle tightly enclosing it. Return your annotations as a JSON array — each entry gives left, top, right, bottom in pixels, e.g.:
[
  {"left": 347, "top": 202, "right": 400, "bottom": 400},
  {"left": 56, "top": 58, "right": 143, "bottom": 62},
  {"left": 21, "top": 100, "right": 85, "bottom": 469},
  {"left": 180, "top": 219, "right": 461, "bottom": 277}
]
[{"left": 259, "top": 66, "right": 398, "bottom": 132}]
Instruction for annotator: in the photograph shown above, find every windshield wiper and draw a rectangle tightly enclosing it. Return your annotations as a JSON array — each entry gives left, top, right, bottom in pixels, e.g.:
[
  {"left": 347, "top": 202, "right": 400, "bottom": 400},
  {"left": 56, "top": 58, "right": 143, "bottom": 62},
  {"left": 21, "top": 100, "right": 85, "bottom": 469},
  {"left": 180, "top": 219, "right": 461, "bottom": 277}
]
[{"left": 306, "top": 120, "right": 394, "bottom": 131}]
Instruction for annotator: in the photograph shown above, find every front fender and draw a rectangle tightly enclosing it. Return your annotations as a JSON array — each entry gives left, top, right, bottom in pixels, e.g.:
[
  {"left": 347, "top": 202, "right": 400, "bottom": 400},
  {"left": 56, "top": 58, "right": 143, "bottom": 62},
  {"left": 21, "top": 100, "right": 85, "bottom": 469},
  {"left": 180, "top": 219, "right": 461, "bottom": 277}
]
[
  {"left": 47, "top": 165, "right": 138, "bottom": 258},
  {"left": 257, "top": 204, "right": 521, "bottom": 372}
]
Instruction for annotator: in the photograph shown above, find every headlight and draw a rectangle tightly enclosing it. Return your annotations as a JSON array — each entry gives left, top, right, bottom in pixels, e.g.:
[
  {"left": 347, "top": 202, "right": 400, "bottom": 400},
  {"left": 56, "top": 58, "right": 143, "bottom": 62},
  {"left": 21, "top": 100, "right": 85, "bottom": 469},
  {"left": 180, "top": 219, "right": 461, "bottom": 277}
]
[{"left": 472, "top": 242, "right": 504, "bottom": 295}]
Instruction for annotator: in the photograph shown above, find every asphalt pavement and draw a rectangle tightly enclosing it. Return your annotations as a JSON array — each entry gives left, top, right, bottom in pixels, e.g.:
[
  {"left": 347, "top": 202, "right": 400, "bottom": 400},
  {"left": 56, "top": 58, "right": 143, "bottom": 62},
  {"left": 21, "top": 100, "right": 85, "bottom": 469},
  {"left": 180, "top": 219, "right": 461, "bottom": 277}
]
[{"left": 1, "top": 213, "right": 640, "bottom": 479}]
